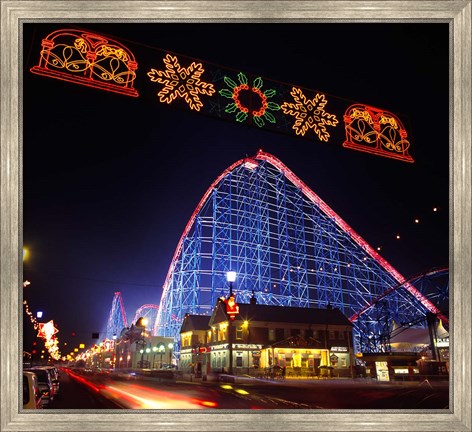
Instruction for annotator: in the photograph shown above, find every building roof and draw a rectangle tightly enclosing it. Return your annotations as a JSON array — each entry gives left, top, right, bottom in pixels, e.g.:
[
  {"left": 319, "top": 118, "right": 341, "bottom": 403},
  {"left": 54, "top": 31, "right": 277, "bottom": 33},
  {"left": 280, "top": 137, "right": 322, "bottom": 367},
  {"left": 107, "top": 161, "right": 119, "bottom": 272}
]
[
  {"left": 180, "top": 314, "right": 211, "bottom": 333},
  {"left": 210, "top": 300, "right": 352, "bottom": 327}
]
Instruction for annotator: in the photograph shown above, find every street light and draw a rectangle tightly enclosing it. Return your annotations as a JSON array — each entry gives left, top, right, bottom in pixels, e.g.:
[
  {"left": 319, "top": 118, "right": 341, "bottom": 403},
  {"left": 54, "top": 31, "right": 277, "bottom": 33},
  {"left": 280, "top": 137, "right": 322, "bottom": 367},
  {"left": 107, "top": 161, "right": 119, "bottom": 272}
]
[
  {"left": 226, "top": 271, "right": 237, "bottom": 375},
  {"left": 139, "top": 349, "right": 144, "bottom": 368},
  {"left": 158, "top": 343, "right": 165, "bottom": 368},
  {"left": 152, "top": 346, "right": 158, "bottom": 369},
  {"left": 227, "top": 271, "right": 236, "bottom": 294}
]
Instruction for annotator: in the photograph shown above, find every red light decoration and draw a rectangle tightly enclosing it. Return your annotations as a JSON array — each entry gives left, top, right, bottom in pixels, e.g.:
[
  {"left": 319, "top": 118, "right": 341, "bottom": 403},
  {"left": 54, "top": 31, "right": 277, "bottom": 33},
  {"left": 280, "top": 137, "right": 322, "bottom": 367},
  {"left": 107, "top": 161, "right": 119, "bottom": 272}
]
[
  {"left": 147, "top": 54, "right": 215, "bottom": 111},
  {"left": 30, "top": 29, "right": 139, "bottom": 97},
  {"left": 223, "top": 294, "right": 239, "bottom": 320},
  {"left": 219, "top": 72, "right": 280, "bottom": 127},
  {"left": 343, "top": 104, "right": 414, "bottom": 162},
  {"left": 37, "top": 320, "right": 59, "bottom": 339},
  {"left": 223, "top": 293, "right": 239, "bottom": 321},
  {"left": 281, "top": 87, "right": 338, "bottom": 141}
]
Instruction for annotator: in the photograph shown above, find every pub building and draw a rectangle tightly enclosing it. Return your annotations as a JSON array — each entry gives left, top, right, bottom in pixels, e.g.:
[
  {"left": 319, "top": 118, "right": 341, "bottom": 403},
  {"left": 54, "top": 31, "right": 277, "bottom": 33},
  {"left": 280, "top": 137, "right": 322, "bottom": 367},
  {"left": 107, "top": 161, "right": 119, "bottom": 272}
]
[{"left": 179, "top": 293, "right": 354, "bottom": 378}]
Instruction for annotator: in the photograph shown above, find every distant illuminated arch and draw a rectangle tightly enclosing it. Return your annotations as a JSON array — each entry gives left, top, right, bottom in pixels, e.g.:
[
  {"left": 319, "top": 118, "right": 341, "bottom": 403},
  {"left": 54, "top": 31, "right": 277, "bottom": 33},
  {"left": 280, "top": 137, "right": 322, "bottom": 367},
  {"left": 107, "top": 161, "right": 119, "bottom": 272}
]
[{"left": 156, "top": 150, "right": 445, "bottom": 349}]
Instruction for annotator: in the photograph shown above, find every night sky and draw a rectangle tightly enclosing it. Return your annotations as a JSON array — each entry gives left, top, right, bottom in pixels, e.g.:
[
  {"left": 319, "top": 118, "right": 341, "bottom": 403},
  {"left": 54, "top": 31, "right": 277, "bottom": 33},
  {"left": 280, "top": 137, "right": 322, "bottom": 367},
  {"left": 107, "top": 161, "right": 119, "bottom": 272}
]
[{"left": 22, "top": 23, "right": 449, "bottom": 353}]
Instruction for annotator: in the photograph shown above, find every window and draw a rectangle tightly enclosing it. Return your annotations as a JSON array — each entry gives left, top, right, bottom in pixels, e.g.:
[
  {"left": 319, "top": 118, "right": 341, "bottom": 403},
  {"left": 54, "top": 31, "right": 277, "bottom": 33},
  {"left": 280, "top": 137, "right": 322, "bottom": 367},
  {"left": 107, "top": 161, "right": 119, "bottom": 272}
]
[
  {"left": 275, "top": 328, "right": 284, "bottom": 341},
  {"left": 236, "top": 356, "right": 243, "bottom": 367},
  {"left": 329, "top": 330, "right": 335, "bottom": 339},
  {"left": 268, "top": 328, "right": 276, "bottom": 341},
  {"left": 218, "top": 326, "right": 227, "bottom": 341},
  {"left": 338, "top": 331, "right": 344, "bottom": 340},
  {"left": 236, "top": 327, "right": 243, "bottom": 340}
]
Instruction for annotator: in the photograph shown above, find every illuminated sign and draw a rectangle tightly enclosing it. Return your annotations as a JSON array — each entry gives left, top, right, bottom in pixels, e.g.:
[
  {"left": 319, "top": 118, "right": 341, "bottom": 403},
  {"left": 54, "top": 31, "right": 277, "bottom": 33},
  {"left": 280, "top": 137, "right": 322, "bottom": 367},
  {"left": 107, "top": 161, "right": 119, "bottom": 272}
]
[
  {"left": 233, "top": 344, "right": 263, "bottom": 350},
  {"left": 330, "top": 346, "right": 348, "bottom": 352},
  {"left": 210, "top": 344, "right": 229, "bottom": 350},
  {"left": 436, "top": 338, "right": 449, "bottom": 348},
  {"left": 375, "top": 361, "right": 390, "bottom": 382}
]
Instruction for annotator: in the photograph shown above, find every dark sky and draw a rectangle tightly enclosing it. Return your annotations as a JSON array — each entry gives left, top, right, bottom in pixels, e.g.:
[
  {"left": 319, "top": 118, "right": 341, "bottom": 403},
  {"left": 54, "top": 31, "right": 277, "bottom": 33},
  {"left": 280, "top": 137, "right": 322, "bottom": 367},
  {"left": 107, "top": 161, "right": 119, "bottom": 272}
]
[{"left": 22, "top": 23, "right": 449, "bottom": 353}]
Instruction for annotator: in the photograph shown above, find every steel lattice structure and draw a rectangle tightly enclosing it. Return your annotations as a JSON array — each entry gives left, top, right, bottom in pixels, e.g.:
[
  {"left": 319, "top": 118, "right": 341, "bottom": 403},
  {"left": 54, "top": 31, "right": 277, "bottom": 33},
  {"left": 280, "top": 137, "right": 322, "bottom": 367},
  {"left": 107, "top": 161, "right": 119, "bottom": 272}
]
[
  {"left": 106, "top": 292, "right": 128, "bottom": 340},
  {"left": 131, "top": 304, "right": 159, "bottom": 336},
  {"left": 156, "top": 151, "right": 447, "bottom": 351},
  {"left": 353, "top": 267, "right": 449, "bottom": 353}
]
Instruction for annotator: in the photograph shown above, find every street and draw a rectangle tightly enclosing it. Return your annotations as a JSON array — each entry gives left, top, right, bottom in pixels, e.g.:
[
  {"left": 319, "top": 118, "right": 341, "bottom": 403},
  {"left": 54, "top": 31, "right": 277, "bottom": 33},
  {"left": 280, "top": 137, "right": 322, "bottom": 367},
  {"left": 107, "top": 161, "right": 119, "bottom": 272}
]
[{"left": 47, "top": 368, "right": 449, "bottom": 410}]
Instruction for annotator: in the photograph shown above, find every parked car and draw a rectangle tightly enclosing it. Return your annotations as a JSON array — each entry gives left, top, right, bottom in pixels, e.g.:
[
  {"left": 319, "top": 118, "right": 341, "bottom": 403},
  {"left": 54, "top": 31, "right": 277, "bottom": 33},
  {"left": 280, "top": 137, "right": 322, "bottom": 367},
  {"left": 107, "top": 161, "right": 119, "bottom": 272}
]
[
  {"left": 40, "top": 366, "right": 60, "bottom": 395},
  {"left": 23, "top": 371, "right": 43, "bottom": 409},
  {"left": 24, "top": 368, "right": 54, "bottom": 408}
]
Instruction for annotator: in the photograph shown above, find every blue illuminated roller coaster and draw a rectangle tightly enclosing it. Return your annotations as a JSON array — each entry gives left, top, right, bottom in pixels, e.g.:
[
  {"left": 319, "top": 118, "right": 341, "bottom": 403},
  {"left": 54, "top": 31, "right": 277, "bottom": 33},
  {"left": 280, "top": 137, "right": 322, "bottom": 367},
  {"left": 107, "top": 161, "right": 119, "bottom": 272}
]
[{"left": 155, "top": 150, "right": 448, "bottom": 352}]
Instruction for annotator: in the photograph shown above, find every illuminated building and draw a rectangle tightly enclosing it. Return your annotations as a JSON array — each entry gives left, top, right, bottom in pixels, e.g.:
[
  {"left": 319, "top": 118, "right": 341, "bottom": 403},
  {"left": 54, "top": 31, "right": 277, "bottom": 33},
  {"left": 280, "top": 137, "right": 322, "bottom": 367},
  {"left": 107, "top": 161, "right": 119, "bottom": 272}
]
[{"left": 180, "top": 297, "right": 354, "bottom": 379}]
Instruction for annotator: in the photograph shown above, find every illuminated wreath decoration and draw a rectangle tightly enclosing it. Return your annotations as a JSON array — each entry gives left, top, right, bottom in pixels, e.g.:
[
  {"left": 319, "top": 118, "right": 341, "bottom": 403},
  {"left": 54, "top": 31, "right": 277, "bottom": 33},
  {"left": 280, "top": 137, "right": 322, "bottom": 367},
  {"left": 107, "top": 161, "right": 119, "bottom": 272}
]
[{"left": 219, "top": 72, "right": 280, "bottom": 127}]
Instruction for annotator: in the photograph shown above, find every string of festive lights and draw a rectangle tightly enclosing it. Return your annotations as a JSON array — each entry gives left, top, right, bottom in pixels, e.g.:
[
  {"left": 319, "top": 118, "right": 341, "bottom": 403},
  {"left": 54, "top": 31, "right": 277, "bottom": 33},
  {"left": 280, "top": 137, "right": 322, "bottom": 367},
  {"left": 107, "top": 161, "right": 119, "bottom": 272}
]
[
  {"left": 29, "top": 27, "right": 414, "bottom": 162},
  {"left": 23, "top": 297, "right": 62, "bottom": 360}
]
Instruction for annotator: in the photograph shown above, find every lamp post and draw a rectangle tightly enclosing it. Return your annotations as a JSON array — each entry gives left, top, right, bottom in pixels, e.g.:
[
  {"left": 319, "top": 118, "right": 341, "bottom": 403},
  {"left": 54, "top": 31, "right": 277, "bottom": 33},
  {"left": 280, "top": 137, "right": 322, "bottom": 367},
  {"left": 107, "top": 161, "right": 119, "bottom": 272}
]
[
  {"left": 346, "top": 326, "right": 354, "bottom": 379},
  {"left": 168, "top": 342, "right": 173, "bottom": 367},
  {"left": 136, "top": 317, "right": 147, "bottom": 368},
  {"left": 243, "top": 320, "right": 250, "bottom": 374},
  {"left": 145, "top": 347, "right": 151, "bottom": 368},
  {"left": 139, "top": 349, "right": 144, "bottom": 368},
  {"left": 158, "top": 343, "right": 165, "bottom": 368},
  {"left": 226, "top": 271, "right": 236, "bottom": 375},
  {"left": 152, "top": 346, "right": 158, "bottom": 369}
]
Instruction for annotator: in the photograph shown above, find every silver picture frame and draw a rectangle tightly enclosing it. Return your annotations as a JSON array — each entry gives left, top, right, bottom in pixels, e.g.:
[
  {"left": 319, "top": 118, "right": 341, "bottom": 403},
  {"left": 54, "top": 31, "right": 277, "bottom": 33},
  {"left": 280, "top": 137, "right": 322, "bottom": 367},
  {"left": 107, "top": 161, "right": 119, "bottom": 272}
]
[{"left": 1, "top": 1, "right": 470, "bottom": 431}]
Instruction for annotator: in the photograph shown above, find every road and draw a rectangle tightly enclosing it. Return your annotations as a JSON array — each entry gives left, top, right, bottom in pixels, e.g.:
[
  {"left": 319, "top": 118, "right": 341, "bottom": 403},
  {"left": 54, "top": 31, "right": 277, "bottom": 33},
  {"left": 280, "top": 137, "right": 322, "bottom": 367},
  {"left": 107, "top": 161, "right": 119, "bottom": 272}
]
[
  {"left": 47, "top": 368, "right": 121, "bottom": 409},
  {"left": 48, "top": 368, "right": 449, "bottom": 410}
]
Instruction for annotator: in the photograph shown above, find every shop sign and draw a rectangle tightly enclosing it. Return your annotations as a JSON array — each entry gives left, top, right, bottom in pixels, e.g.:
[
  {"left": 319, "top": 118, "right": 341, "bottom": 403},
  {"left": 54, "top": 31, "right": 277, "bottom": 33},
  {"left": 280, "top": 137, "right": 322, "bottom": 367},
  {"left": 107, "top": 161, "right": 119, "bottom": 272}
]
[
  {"left": 436, "top": 338, "right": 449, "bottom": 347},
  {"left": 375, "top": 361, "right": 390, "bottom": 382},
  {"left": 210, "top": 344, "right": 228, "bottom": 351},
  {"left": 330, "top": 346, "right": 348, "bottom": 352},
  {"left": 234, "top": 344, "right": 263, "bottom": 349}
]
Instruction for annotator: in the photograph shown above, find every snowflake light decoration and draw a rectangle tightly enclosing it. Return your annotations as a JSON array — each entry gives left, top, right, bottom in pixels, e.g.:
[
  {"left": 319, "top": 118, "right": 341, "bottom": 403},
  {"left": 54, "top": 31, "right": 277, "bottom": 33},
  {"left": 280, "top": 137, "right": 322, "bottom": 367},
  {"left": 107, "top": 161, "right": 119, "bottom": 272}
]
[
  {"left": 219, "top": 72, "right": 280, "bottom": 127},
  {"left": 148, "top": 54, "right": 216, "bottom": 111},
  {"left": 281, "top": 87, "right": 338, "bottom": 141}
]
